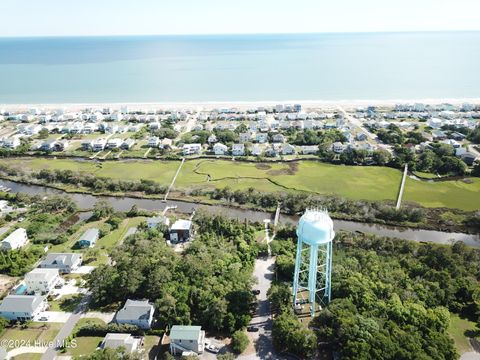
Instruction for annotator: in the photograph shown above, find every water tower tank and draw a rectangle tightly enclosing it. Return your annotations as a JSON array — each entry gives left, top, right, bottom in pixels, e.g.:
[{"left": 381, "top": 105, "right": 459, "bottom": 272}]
[{"left": 293, "top": 209, "right": 335, "bottom": 316}]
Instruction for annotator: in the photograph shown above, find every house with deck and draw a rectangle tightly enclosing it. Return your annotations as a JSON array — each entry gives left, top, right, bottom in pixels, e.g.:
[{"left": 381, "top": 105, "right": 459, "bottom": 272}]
[
  {"left": 102, "top": 333, "right": 140, "bottom": 354},
  {"left": 170, "top": 325, "right": 205, "bottom": 355},
  {"left": 169, "top": 220, "right": 193, "bottom": 243},
  {"left": 25, "top": 268, "right": 61, "bottom": 294},
  {"left": 77, "top": 228, "right": 99, "bottom": 248},
  {"left": 1, "top": 228, "right": 28, "bottom": 251}
]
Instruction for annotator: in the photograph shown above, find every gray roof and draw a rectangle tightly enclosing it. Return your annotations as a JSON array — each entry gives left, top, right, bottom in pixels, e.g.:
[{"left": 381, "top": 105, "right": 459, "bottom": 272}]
[
  {"left": 116, "top": 299, "right": 153, "bottom": 321},
  {"left": 80, "top": 228, "right": 99, "bottom": 243},
  {"left": 40, "top": 253, "right": 81, "bottom": 267},
  {"left": 0, "top": 295, "right": 44, "bottom": 313},
  {"left": 170, "top": 325, "right": 202, "bottom": 341}
]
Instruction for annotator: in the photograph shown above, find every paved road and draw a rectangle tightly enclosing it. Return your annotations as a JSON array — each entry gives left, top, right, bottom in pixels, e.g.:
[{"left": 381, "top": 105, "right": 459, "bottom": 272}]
[
  {"left": 41, "top": 292, "right": 91, "bottom": 360},
  {"left": 338, "top": 106, "right": 378, "bottom": 142},
  {"left": 239, "top": 256, "right": 276, "bottom": 360}
]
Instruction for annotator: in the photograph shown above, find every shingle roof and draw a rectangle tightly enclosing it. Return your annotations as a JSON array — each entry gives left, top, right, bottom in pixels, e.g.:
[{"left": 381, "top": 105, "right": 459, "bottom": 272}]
[
  {"left": 0, "top": 295, "right": 44, "bottom": 313},
  {"left": 170, "top": 325, "right": 202, "bottom": 341},
  {"left": 116, "top": 299, "right": 153, "bottom": 321},
  {"left": 40, "top": 253, "right": 81, "bottom": 267}
]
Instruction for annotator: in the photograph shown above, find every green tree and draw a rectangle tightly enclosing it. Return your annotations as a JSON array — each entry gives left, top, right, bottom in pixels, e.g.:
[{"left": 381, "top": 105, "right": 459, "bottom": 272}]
[{"left": 231, "top": 330, "right": 249, "bottom": 354}]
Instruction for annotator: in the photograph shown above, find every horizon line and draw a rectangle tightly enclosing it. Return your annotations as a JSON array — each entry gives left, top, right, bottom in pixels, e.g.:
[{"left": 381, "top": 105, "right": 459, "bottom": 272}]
[{"left": 0, "top": 29, "right": 479, "bottom": 39}]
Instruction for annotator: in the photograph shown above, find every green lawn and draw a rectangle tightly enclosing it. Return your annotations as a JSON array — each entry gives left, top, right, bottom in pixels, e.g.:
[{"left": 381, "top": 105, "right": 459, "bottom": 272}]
[
  {"left": 448, "top": 314, "right": 478, "bottom": 354},
  {"left": 3, "top": 157, "right": 480, "bottom": 211},
  {"left": 96, "top": 217, "right": 145, "bottom": 250},
  {"left": 11, "top": 354, "right": 42, "bottom": 360},
  {"left": 49, "top": 294, "right": 83, "bottom": 312},
  {"left": 0, "top": 323, "right": 63, "bottom": 350},
  {"left": 65, "top": 318, "right": 106, "bottom": 357}
]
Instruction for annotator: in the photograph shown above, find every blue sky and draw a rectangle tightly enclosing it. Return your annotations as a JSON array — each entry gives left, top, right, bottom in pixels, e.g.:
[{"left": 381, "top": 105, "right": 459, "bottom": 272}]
[{"left": 2, "top": 0, "right": 479, "bottom": 37}]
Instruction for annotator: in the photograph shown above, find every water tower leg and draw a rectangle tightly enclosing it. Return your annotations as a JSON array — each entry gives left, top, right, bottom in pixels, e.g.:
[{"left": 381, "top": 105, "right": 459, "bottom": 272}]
[
  {"left": 308, "top": 244, "right": 318, "bottom": 317},
  {"left": 292, "top": 237, "right": 303, "bottom": 306}
]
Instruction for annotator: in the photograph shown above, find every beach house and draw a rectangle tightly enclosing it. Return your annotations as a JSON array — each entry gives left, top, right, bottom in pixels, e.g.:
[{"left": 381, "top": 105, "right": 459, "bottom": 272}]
[
  {"left": 232, "top": 143, "right": 245, "bottom": 156},
  {"left": 25, "top": 268, "right": 61, "bottom": 294},
  {"left": 102, "top": 333, "right": 140, "bottom": 354},
  {"left": 213, "top": 143, "right": 228, "bottom": 155},
  {"left": 170, "top": 325, "right": 205, "bottom": 355},
  {"left": 39, "top": 253, "right": 82, "bottom": 274},
  {"left": 169, "top": 220, "right": 193, "bottom": 243},
  {"left": 77, "top": 228, "right": 99, "bottom": 248},
  {"left": 115, "top": 299, "right": 155, "bottom": 329},
  {"left": 0, "top": 295, "right": 47, "bottom": 321},
  {"left": 1, "top": 228, "right": 28, "bottom": 250}
]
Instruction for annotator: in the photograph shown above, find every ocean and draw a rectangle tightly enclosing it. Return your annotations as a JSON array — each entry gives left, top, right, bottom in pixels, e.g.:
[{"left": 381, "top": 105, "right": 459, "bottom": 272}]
[{"left": 0, "top": 32, "right": 479, "bottom": 104}]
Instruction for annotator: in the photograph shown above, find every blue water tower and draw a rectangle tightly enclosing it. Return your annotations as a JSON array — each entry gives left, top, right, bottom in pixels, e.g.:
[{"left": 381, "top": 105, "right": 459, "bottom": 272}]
[{"left": 292, "top": 209, "right": 335, "bottom": 317}]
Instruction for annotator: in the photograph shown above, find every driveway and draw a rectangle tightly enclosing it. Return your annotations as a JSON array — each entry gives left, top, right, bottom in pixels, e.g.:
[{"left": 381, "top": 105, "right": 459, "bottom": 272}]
[
  {"left": 34, "top": 311, "right": 72, "bottom": 323},
  {"left": 51, "top": 280, "right": 85, "bottom": 299},
  {"left": 238, "top": 256, "right": 276, "bottom": 360},
  {"left": 41, "top": 292, "right": 92, "bottom": 360}
]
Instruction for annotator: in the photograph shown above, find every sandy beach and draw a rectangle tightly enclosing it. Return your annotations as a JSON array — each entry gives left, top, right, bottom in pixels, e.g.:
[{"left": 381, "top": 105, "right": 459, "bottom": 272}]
[{"left": 1, "top": 98, "right": 480, "bottom": 112}]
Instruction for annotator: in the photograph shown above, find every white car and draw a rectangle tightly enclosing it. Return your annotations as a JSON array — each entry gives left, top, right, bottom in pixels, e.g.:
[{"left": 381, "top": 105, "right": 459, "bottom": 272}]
[{"left": 206, "top": 344, "right": 220, "bottom": 354}]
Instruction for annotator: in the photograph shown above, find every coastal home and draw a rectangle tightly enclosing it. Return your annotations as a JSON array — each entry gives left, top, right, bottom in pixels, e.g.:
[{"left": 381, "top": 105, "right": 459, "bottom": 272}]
[
  {"left": 272, "top": 134, "right": 285, "bottom": 143},
  {"left": 169, "top": 220, "right": 193, "bottom": 243},
  {"left": 332, "top": 142, "right": 345, "bottom": 154},
  {"left": 77, "top": 228, "right": 99, "bottom": 248},
  {"left": 39, "top": 253, "right": 82, "bottom": 274},
  {"left": 183, "top": 143, "right": 202, "bottom": 156},
  {"left": 207, "top": 134, "right": 218, "bottom": 144},
  {"left": 81, "top": 140, "right": 94, "bottom": 151},
  {"left": 282, "top": 143, "right": 296, "bottom": 155},
  {"left": 255, "top": 133, "right": 268, "bottom": 143},
  {"left": 250, "top": 144, "right": 262, "bottom": 156},
  {"left": 159, "top": 138, "right": 173, "bottom": 149},
  {"left": 106, "top": 138, "right": 122, "bottom": 149},
  {"left": 170, "top": 325, "right": 205, "bottom": 355},
  {"left": 356, "top": 133, "right": 368, "bottom": 141},
  {"left": 0, "top": 295, "right": 47, "bottom": 321},
  {"left": 102, "top": 333, "right": 140, "bottom": 354},
  {"left": 239, "top": 132, "right": 252, "bottom": 143},
  {"left": 1, "top": 228, "right": 28, "bottom": 251},
  {"left": 461, "top": 152, "right": 478, "bottom": 166},
  {"left": 115, "top": 299, "right": 154, "bottom": 329},
  {"left": 2, "top": 137, "right": 21, "bottom": 149},
  {"left": 147, "top": 216, "right": 170, "bottom": 229},
  {"left": 93, "top": 138, "right": 107, "bottom": 151},
  {"left": 25, "top": 268, "right": 61, "bottom": 294},
  {"left": 432, "top": 130, "right": 447, "bottom": 140},
  {"left": 213, "top": 143, "right": 228, "bottom": 156},
  {"left": 148, "top": 136, "right": 160, "bottom": 148},
  {"left": 121, "top": 138, "right": 135, "bottom": 150},
  {"left": 232, "top": 143, "right": 245, "bottom": 156},
  {"left": 301, "top": 145, "right": 319, "bottom": 155}
]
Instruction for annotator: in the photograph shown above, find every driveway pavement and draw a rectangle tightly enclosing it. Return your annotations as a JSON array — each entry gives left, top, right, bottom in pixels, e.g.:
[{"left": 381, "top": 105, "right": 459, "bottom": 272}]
[
  {"left": 34, "top": 311, "right": 72, "bottom": 323},
  {"left": 238, "top": 256, "right": 276, "bottom": 360},
  {"left": 41, "top": 292, "right": 91, "bottom": 360}
]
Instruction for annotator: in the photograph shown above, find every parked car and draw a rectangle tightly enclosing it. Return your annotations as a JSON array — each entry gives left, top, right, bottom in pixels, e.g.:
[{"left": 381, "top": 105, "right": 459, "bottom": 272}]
[
  {"left": 247, "top": 326, "right": 259, "bottom": 332},
  {"left": 206, "top": 344, "right": 220, "bottom": 353},
  {"left": 252, "top": 289, "right": 260, "bottom": 295},
  {"left": 39, "top": 316, "right": 49, "bottom": 321}
]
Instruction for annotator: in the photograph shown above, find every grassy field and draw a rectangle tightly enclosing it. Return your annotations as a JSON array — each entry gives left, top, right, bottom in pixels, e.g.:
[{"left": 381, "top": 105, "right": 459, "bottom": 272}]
[
  {"left": 448, "top": 314, "right": 477, "bottom": 354},
  {"left": 3, "top": 157, "right": 480, "bottom": 211},
  {"left": 0, "top": 322, "right": 63, "bottom": 350}
]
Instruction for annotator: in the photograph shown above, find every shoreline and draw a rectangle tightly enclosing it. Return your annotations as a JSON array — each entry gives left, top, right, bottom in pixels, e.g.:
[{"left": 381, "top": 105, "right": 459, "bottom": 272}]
[{"left": 2, "top": 98, "right": 480, "bottom": 111}]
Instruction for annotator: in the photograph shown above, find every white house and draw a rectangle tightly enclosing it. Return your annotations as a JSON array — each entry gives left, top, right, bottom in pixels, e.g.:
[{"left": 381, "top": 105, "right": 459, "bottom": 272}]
[
  {"left": 250, "top": 144, "right": 262, "bottom": 156},
  {"left": 301, "top": 145, "right": 319, "bottom": 155},
  {"left": 282, "top": 144, "right": 296, "bottom": 155},
  {"left": 1, "top": 228, "right": 28, "bottom": 250},
  {"left": 148, "top": 136, "right": 160, "bottom": 148},
  {"left": 25, "top": 268, "right": 61, "bottom": 294},
  {"left": 183, "top": 144, "right": 202, "bottom": 156},
  {"left": 332, "top": 142, "right": 345, "bottom": 154},
  {"left": 39, "top": 253, "right": 82, "bottom": 274},
  {"left": 232, "top": 143, "right": 245, "bottom": 156},
  {"left": 102, "top": 333, "right": 140, "bottom": 354},
  {"left": 93, "top": 138, "right": 107, "bottom": 151},
  {"left": 106, "top": 138, "right": 122, "bottom": 149},
  {"left": 2, "top": 137, "right": 21, "bottom": 149},
  {"left": 213, "top": 143, "right": 228, "bottom": 155},
  {"left": 170, "top": 325, "right": 205, "bottom": 355},
  {"left": 115, "top": 299, "right": 154, "bottom": 329},
  {"left": 0, "top": 295, "right": 47, "bottom": 321}
]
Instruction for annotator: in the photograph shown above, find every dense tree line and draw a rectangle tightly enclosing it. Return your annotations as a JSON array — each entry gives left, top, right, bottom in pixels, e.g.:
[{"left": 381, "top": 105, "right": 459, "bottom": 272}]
[
  {"left": 197, "top": 187, "right": 426, "bottom": 224},
  {"left": 268, "top": 229, "right": 480, "bottom": 359},
  {"left": 35, "top": 168, "right": 167, "bottom": 195},
  {"left": 87, "top": 211, "right": 261, "bottom": 335}
]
